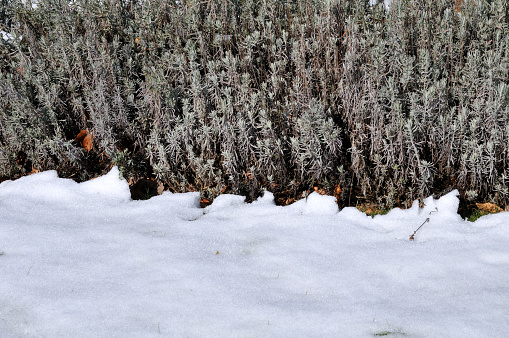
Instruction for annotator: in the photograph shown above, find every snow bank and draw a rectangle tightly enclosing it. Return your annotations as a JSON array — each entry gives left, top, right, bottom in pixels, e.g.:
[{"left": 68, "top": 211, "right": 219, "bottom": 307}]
[
  {"left": 0, "top": 170, "right": 508, "bottom": 337},
  {"left": 0, "top": 167, "right": 130, "bottom": 206},
  {"left": 286, "top": 191, "right": 339, "bottom": 215},
  {"left": 78, "top": 167, "right": 131, "bottom": 203},
  {"left": 205, "top": 194, "right": 246, "bottom": 213}
]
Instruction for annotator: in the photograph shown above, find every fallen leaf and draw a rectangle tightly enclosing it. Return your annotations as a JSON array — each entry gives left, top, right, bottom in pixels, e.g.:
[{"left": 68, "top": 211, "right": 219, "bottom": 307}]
[
  {"left": 74, "top": 130, "right": 87, "bottom": 144},
  {"left": 200, "top": 198, "right": 211, "bottom": 208},
  {"left": 83, "top": 134, "right": 93, "bottom": 151},
  {"left": 334, "top": 184, "right": 341, "bottom": 198},
  {"left": 74, "top": 130, "right": 93, "bottom": 152},
  {"left": 476, "top": 202, "right": 502, "bottom": 214},
  {"left": 313, "top": 187, "right": 327, "bottom": 195},
  {"left": 156, "top": 181, "right": 164, "bottom": 195},
  {"left": 28, "top": 168, "right": 39, "bottom": 175}
]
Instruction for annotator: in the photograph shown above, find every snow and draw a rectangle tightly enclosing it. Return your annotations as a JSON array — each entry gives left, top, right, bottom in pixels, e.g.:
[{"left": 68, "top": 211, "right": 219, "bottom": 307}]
[
  {"left": 297, "top": 192, "right": 339, "bottom": 216},
  {"left": 369, "top": 0, "right": 391, "bottom": 9},
  {"left": 1, "top": 31, "right": 14, "bottom": 42},
  {"left": 0, "top": 168, "right": 508, "bottom": 337}
]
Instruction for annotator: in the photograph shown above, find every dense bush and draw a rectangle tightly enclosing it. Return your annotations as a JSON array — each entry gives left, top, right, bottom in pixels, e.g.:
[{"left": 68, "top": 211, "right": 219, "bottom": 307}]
[
  {"left": 341, "top": 0, "right": 509, "bottom": 206},
  {"left": 0, "top": 0, "right": 508, "bottom": 207}
]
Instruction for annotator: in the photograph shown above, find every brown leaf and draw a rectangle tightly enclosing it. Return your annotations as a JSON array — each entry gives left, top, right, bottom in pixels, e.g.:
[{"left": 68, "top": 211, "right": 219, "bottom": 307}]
[
  {"left": 83, "top": 134, "right": 93, "bottom": 151},
  {"left": 476, "top": 202, "right": 502, "bottom": 214},
  {"left": 333, "top": 184, "right": 342, "bottom": 202},
  {"left": 156, "top": 181, "right": 164, "bottom": 195},
  {"left": 313, "top": 187, "right": 327, "bottom": 195},
  {"left": 74, "top": 130, "right": 87, "bottom": 144},
  {"left": 200, "top": 198, "right": 211, "bottom": 208},
  {"left": 28, "top": 168, "right": 39, "bottom": 175}
]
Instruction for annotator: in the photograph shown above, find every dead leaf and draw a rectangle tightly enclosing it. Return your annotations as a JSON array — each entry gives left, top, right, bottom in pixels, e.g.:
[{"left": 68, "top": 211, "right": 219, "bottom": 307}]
[
  {"left": 28, "top": 168, "right": 39, "bottom": 175},
  {"left": 313, "top": 187, "right": 327, "bottom": 195},
  {"left": 75, "top": 130, "right": 92, "bottom": 152},
  {"left": 74, "top": 130, "right": 87, "bottom": 144},
  {"left": 83, "top": 134, "right": 93, "bottom": 151},
  {"left": 200, "top": 198, "right": 211, "bottom": 208},
  {"left": 476, "top": 202, "right": 502, "bottom": 214},
  {"left": 333, "top": 184, "right": 342, "bottom": 202},
  {"left": 156, "top": 181, "right": 164, "bottom": 195}
]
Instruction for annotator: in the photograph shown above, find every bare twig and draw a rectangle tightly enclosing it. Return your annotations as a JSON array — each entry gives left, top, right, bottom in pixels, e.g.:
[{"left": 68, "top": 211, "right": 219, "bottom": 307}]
[{"left": 409, "top": 207, "right": 438, "bottom": 241}]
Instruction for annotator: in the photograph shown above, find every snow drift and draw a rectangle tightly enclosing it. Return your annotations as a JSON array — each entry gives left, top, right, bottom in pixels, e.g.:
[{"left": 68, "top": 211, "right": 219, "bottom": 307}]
[{"left": 0, "top": 168, "right": 508, "bottom": 337}]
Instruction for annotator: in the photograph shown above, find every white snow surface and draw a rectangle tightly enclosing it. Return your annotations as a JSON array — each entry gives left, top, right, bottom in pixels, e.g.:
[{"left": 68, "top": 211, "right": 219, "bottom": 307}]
[
  {"left": 1, "top": 30, "right": 14, "bottom": 42},
  {"left": 0, "top": 168, "right": 508, "bottom": 337}
]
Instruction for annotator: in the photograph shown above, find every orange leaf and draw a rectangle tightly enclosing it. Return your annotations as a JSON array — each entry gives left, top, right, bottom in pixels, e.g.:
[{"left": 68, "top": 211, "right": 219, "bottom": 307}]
[
  {"left": 313, "top": 186, "right": 327, "bottom": 195},
  {"left": 200, "top": 198, "right": 211, "bottom": 208},
  {"left": 28, "top": 168, "right": 39, "bottom": 175},
  {"left": 476, "top": 202, "right": 502, "bottom": 214},
  {"left": 83, "top": 134, "right": 93, "bottom": 151},
  {"left": 74, "top": 130, "right": 87, "bottom": 144}
]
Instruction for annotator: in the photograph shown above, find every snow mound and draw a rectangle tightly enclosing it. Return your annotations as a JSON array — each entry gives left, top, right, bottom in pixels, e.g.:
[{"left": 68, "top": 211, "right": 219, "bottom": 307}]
[
  {"left": 79, "top": 167, "right": 131, "bottom": 203},
  {"left": 205, "top": 194, "right": 246, "bottom": 213},
  {"left": 337, "top": 206, "right": 371, "bottom": 222},
  {"left": 0, "top": 170, "right": 77, "bottom": 204},
  {"left": 252, "top": 191, "right": 276, "bottom": 205},
  {"left": 302, "top": 192, "right": 339, "bottom": 215},
  {"left": 426, "top": 189, "right": 461, "bottom": 221},
  {"left": 335, "top": 190, "right": 464, "bottom": 240},
  {"left": 0, "top": 167, "right": 131, "bottom": 206},
  {"left": 145, "top": 191, "right": 201, "bottom": 209}
]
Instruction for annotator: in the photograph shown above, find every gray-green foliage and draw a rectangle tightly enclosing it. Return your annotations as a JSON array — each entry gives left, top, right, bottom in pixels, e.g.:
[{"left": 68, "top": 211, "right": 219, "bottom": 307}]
[
  {"left": 0, "top": 0, "right": 346, "bottom": 200},
  {"left": 340, "top": 0, "right": 509, "bottom": 206},
  {"left": 0, "top": 0, "right": 508, "bottom": 206}
]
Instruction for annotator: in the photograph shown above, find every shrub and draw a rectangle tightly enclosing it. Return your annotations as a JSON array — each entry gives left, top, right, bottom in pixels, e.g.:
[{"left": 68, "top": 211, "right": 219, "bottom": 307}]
[{"left": 1, "top": 0, "right": 508, "bottom": 208}]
